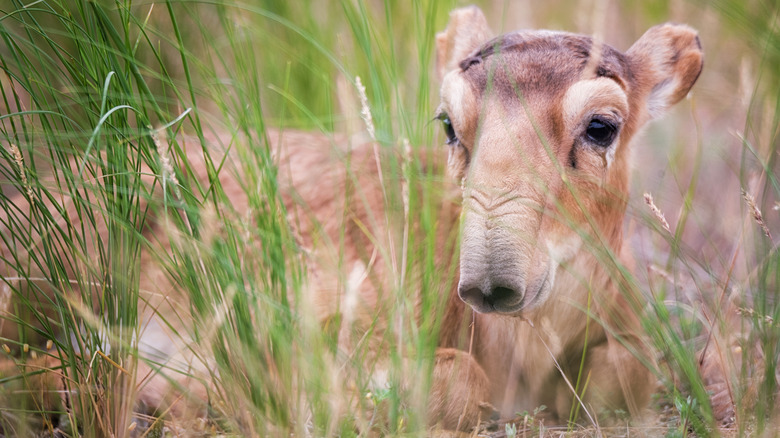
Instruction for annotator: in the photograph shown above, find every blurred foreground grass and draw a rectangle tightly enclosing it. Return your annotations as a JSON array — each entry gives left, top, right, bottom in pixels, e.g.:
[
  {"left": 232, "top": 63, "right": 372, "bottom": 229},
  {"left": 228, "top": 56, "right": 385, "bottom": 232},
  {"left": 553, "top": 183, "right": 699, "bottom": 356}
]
[{"left": 0, "top": 0, "right": 778, "bottom": 436}]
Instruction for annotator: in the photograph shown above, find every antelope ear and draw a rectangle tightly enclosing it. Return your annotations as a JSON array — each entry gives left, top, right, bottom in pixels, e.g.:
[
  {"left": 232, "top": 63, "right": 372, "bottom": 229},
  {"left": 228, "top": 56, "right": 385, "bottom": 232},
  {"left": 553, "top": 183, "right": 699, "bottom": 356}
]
[
  {"left": 435, "top": 6, "right": 494, "bottom": 81},
  {"left": 627, "top": 23, "right": 703, "bottom": 119}
]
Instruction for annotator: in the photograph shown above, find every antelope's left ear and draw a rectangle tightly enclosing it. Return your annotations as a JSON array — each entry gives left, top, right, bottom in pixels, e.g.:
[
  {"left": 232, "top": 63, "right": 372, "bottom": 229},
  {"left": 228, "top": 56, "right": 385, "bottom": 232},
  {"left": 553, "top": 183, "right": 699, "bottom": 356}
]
[{"left": 627, "top": 23, "right": 703, "bottom": 119}]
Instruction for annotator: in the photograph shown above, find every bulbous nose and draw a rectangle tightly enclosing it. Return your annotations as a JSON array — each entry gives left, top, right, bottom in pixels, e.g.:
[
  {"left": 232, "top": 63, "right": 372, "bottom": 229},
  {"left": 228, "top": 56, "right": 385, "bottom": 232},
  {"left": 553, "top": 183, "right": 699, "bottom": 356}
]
[{"left": 458, "top": 280, "right": 524, "bottom": 314}]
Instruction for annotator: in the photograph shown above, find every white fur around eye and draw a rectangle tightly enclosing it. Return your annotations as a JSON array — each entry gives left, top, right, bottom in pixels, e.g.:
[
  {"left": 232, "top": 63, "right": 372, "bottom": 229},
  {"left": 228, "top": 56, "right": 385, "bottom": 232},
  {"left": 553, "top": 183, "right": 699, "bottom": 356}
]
[
  {"left": 562, "top": 78, "right": 628, "bottom": 130},
  {"left": 604, "top": 137, "right": 618, "bottom": 167},
  {"left": 440, "top": 71, "right": 478, "bottom": 149}
]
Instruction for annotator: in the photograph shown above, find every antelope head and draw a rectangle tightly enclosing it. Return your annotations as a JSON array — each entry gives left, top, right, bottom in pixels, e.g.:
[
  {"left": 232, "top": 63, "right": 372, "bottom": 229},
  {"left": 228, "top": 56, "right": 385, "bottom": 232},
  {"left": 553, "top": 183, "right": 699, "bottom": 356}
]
[{"left": 436, "top": 7, "right": 702, "bottom": 315}]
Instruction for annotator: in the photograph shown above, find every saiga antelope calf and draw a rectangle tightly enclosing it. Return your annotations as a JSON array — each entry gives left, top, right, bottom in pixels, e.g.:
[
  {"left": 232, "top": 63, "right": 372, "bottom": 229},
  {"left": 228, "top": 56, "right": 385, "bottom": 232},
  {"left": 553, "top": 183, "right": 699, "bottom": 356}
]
[{"left": 413, "top": 6, "right": 703, "bottom": 429}]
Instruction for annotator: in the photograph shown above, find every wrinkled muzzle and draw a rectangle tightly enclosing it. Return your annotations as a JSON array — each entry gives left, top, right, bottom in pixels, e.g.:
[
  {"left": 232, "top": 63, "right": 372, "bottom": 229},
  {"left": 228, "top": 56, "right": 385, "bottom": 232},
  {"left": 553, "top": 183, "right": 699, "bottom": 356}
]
[{"left": 457, "top": 197, "right": 553, "bottom": 314}]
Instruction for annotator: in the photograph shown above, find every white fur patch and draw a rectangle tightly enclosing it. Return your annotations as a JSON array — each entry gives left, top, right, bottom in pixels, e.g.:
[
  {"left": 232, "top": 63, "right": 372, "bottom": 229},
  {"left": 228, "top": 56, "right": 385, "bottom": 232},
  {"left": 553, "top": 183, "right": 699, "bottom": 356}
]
[
  {"left": 540, "top": 316, "right": 563, "bottom": 357},
  {"left": 440, "top": 71, "right": 476, "bottom": 147},
  {"left": 562, "top": 78, "right": 627, "bottom": 126},
  {"left": 646, "top": 77, "right": 680, "bottom": 119},
  {"left": 342, "top": 260, "right": 368, "bottom": 325},
  {"left": 369, "top": 368, "right": 390, "bottom": 392},
  {"left": 546, "top": 234, "right": 582, "bottom": 264}
]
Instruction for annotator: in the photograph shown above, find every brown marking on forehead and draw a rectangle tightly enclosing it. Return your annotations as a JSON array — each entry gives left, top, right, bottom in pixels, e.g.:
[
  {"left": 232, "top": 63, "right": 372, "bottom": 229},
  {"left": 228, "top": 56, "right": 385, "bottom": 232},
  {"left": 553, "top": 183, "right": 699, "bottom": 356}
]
[{"left": 458, "top": 31, "right": 633, "bottom": 102}]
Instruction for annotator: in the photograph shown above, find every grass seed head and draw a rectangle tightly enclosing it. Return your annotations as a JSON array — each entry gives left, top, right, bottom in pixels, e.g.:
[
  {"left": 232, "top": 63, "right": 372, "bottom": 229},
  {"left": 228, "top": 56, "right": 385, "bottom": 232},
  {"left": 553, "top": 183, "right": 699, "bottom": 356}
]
[
  {"left": 741, "top": 188, "right": 772, "bottom": 239},
  {"left": 8, "top": 143, "right": 32, "bottom": 198},
  {"left": 150, "top": 127, "right": 182, "bottom": 200},
  {"left": 644, "top": 193, "right": 671, "bottom": 232},
  {"left": 0, "top": 283, "right": 10, "bottom": 315},
  {"left": 356, "top": 76, "right": 375, "bottom": 141}
]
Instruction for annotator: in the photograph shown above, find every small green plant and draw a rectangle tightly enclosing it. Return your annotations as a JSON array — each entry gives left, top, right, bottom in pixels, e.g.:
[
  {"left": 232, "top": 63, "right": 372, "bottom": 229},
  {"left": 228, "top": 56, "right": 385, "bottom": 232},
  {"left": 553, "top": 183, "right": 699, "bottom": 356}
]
[
  {"left": 514, "top": 404, "right": 547, "bottom": 436},
  {"left": 672, "top": 395, "right": 699, "bottom": 438},
  {"left": 505, "top": 422, "right": 517, "bottom": 438}
]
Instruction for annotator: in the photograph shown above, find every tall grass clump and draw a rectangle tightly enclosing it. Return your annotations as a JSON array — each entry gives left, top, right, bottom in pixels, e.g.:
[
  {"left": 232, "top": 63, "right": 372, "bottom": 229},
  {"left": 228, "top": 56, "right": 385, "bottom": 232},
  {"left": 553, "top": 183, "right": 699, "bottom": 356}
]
[
  {"left": 0, "top": 0, "right": 461, "bottom": 435},
  {"left": 0, "top": 1, "right": 176, "bottom": 434}
]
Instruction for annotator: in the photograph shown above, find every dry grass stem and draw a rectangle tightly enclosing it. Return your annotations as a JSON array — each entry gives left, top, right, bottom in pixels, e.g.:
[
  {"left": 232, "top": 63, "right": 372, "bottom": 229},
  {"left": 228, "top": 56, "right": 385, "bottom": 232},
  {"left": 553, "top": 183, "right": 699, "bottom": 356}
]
[{"left": 356, "top": 75, "right": 399, "bottom": 278}]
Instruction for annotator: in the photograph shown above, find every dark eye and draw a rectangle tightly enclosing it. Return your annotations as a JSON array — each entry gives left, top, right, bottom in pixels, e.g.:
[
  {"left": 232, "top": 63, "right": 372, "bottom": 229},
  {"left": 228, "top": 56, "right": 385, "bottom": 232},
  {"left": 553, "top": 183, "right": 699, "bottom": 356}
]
[
  {"left": 437, "top": 112, "right": 458, "bottom": 145},
  {"left": 585, "top": 117, "right": 618, "bottom": 147}
]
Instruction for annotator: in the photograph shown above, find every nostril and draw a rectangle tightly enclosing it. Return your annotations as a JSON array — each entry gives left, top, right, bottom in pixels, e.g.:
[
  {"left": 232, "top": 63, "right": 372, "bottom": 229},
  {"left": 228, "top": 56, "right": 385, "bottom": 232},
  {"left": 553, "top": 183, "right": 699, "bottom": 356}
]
[
  {"left": 458, "top": 286, "right": 486, "bottom": 307},
  {"left": 488, "top": 286, "right": 515, "bottom": 305},
  {"left": 458, "top": 283, "right": 523, "bottom": 313}
]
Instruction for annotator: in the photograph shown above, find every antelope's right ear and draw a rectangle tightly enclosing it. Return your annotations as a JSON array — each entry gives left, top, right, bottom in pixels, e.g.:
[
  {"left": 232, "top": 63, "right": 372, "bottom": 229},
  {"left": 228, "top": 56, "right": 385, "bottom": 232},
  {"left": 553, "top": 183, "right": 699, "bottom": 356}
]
[
  {"left": 627, "top": 23, "right": 703, "bottom": 120},
  {"left": 435, "top": 6, "right": 493, "bottom": 81}
]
